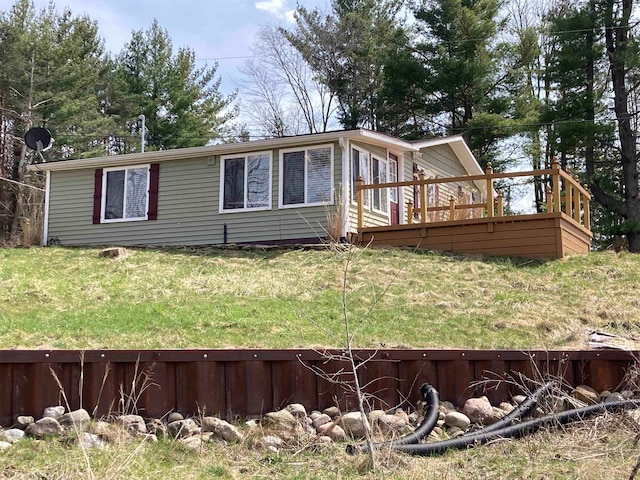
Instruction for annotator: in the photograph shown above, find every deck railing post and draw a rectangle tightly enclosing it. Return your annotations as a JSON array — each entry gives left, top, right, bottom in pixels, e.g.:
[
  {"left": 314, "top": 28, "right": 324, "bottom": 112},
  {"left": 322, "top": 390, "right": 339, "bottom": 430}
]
[
  {"left": 497, "top": 190, "right": 504, "bottom": 217},
  {"left": 565, "top": 167, "right": 573, "bottom": 217},
  {"left": 573, "top": 175, "right": 581, "bottom": 223},
  {"left": 583, "top": 184, "right": 591, "bottom": 230},
  {"left": 419, "top": 171, "right": 427, "bottom": 223},
  {"left": 449, "top": 196, "right": 456, "bottom": 220},
  {"left": 552, "top": 158, "right": 561, "bottom": 215},
  {"left": 356, "top": 176, "right": 364, "bottom": 231},
  {"left": 407, "top": 200, "right": 414, "bottom": 225},
  {"left": 486, "top": 163, "right": 494, "bottom": 218},
  {"left": 546, "top": 186, "right": 553, "bottom": 213}
]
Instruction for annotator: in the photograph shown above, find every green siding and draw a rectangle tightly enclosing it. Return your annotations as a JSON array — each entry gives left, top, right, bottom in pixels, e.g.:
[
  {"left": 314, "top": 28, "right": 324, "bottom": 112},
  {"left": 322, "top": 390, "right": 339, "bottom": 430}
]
[{"left": 47, "top": 142, "right": 343, "bottom": 246}]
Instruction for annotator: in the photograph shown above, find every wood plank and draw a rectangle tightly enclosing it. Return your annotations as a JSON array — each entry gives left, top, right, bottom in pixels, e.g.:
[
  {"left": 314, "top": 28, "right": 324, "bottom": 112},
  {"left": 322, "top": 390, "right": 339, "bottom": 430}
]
[
  {"left": 397, "top": 360, "right": 438, "bottom": 410},
  {"left": 357, "top": 359, "right": 400, "bottom": 410}
]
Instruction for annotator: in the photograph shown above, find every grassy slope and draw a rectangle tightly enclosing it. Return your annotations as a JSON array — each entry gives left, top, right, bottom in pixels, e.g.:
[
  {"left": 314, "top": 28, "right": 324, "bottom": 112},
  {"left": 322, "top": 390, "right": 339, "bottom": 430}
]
[
  {"left": 2, "top": 245, "right": 640, "bottom": 479},
  {"left": 1, "top": 245, "right": 639, "bottom": 350}
]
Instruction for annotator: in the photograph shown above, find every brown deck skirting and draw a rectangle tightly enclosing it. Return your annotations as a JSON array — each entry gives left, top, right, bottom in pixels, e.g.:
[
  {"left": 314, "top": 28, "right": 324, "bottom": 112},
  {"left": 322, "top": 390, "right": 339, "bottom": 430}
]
[
  {"left": 0, "top": 348, "right": 630, "bottom": 424},
  {"left": 359, "top": 212, "right": 592, "bottom": 258}
]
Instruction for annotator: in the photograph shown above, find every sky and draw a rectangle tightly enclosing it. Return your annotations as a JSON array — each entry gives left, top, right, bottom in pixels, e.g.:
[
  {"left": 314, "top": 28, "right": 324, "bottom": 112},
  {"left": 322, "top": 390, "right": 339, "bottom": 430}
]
[{"left": 0, "top": 0, "right": 329, "bottom": 95}]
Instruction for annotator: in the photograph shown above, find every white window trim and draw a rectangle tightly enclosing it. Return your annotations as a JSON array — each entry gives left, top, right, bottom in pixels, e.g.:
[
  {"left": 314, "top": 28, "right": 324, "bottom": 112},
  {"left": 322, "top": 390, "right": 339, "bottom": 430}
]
[
  {"left": 350, "top": 145, "right": 370, "bottom": 207},
  {"left": 278, "top": 144, "right": 334, "bottom": 209},
  {"left": 101, "top": 164, "right": 150, "bottom": 223},
  {"left": 371, "top": 155, "right": 389, "bottom": 216},
  {"left": 219, "top": 151, "right": 273, "bottom": 214}
]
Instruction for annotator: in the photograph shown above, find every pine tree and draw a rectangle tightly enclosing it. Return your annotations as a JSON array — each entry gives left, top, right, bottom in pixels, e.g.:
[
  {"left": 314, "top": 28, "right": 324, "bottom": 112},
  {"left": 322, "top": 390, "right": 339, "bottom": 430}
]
[{"left": 107, "top": 20, "right": 236, "bottom": 152}]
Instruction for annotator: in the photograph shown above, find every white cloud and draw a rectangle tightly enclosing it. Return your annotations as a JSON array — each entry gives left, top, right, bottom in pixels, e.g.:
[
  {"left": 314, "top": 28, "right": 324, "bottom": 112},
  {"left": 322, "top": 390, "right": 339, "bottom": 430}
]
[{"left": 255, "top": 0, "right": 295, "bottom": 23}]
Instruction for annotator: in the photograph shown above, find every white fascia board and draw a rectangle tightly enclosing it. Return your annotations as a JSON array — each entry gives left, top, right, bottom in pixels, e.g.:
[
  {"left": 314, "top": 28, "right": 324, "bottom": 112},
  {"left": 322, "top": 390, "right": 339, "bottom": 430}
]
[
  {"left": 413, "top": 135, "right": 486, "bottom": 192},
  {"left": 28, "top": 129, "right": 418, "bottom": 173}
]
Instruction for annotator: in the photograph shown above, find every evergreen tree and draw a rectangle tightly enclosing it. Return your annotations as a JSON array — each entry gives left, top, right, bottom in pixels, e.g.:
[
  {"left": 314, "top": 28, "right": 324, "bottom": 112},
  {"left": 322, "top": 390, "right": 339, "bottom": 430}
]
[
  {"left": 107, "top": 20, "right": 236, "bottom": 152},
  {"left": 283, "top": 0, "right": 407, "bottom": 130},
  {"left": 412, "top": 0, "right": 514, "bottom": 168}
]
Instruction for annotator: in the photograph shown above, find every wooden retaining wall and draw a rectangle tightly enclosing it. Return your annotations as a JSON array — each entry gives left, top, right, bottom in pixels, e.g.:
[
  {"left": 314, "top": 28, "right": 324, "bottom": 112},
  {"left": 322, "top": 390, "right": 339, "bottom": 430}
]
[
  {"left": 359, "top": 213, "right": 592, "bottom": 259},
  {"left": 1, "top": 349, "right": 636, "bottom": 425}
]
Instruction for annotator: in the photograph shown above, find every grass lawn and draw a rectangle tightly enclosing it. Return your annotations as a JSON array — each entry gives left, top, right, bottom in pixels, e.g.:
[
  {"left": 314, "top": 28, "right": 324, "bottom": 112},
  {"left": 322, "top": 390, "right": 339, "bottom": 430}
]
[
  {"left": 1, "top": 245, "right": 639, "bottom": 350},
  {"left": 1, "top": 245, "right": 640, "bottom": 479}
]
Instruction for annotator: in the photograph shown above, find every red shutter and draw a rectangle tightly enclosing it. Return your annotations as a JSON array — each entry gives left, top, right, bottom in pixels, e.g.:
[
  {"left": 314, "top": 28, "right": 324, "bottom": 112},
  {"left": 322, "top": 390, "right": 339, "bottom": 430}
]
[
  {"left": 148, "top": 163, "right": 160, "bottom": 220},
  {"left": 92, "top": 168, "right": 103, "bottom": 224}
]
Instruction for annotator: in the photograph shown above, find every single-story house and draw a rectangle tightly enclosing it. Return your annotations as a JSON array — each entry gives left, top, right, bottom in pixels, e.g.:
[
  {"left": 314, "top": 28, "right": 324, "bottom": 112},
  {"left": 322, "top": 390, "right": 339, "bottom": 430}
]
[{"left": 29, "top": 129, "right": 486, "bottom": 247}]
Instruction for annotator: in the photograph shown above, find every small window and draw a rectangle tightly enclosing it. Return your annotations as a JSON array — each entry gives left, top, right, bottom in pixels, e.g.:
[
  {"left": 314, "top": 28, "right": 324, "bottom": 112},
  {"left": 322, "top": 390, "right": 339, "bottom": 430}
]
[
  {"left": 102, "top": 165, "right": 150, "bottom": 222},
  {"left": 280, "top": 145, "right": 333, "bottom": 207},
  {"left": 220, "top": 152, "right": 272, "bottom": 212}
]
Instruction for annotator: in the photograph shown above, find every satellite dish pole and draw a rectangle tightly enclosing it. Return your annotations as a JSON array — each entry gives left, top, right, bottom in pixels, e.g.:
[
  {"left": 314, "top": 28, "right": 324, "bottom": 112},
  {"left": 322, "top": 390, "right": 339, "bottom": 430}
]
[{"left": 139, "top": 114, "right": 146, "bottom": 153}]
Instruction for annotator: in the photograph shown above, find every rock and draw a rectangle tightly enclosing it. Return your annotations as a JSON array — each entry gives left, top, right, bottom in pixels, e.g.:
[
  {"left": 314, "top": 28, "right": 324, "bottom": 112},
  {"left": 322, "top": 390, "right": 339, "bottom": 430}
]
[
  {"left": 448, "top": 426, "right": 465, "bottom": 439},
  {"left": 180, "top": 435, "right": 204, "bottom": 450},
  {"left": 168, "top": 419, "right": 199, "bottom": 439},
  {"left": 444, "top": 411, "right": 470, "bottom": 430},
  {"left": 201, "top": 416, "right": 222, "bottom": 433},
  {"left": 59, "top": 409, "right": 91, "bottom": 429},
  {"left": 491, "top": 407, "right": 508, "bottom": 422},
  {"left": 15, "top": 416, "right": 34, "bottom": 430},
  {"left": 264, "top": 409, "right": 297, "bottom": 429},
  {"left": 499, "top": 402, "right": 515, "bottom": 414},
  {"left": 462, "top": 396, "right": 494, "bottom": 425},
  {"left": 572, "top": 385, "right": 599, "bottom": 405},
  {"left": 368, "top": 410, "right": 385, "bottom": 423},
  {"left": 599, "top": 390, "right": 612, "bottom": 402},
  {"left": 340, "top": 412, "right": 368, "bottom": 438},
  {"left": 286, "top": 404, "right": 307, "bottom": 418},
  {"left": 316, "top": 422, "right": 346, "bottom": 441},
  {"left": 245, "top": 419, "right": 259, "bottom": 429},
  {"left": 1, "top": 428, "right": 24, "bottom": 444},
  {"left": 512, "top": 395, "right": 527, "bottom": 405},
  {"left": 312, "top": 414, "right": 331, "bottom": 429},
  {"left": 323, "top": 406, "right": 340, "bottom": 418},
  {"left": 98, "top": 247, "right": 127, "bottom": 258},
  {"left": 0, "top": 441, "right": 11, "bottom": 450},
  {"left": 395, "top": 409, "right": 410, "bottom": 425},
  {"left": 142, "top": 434, "right": 158, "bottom": 443},
  {"left": 439, "top": 401, "right": 457, "bottom": 414},
  {"left": 78, "top": 432, "right": 104, "bottom": 449},
  {"left": 25, "top": 417, "right": 63, "bottom": 438},
  {"left": 214, "top": 420, "right": 244, "bottom": 443},
  {"left": 605, "top": 392, "right": 625, "bottom": 403},
  {"left": 261, "top": 435, "right": 284, "bottom": 450},
  {"left": 168, "top": 412, "right": 184, "bottom": 423},
  {"left": 42, "top": 406, "right": 65, "bottom": 420},
  {"left": 622, "top": 390, "right": 635, "bottom": 400},
  {"left": 116, "top": 415, "right": 146, "bottom": 434},
  {"left": 309, "top": 411, "right": 323, "bottom": 421},
  {"left": 316, "top": 435, "right": 333, "bottom": 445},
  {"left": 146, "top": 419, "right": 167, "bottom": 438},
  {"left": 376, "top": 414, "right": 409, "bottom": 434},
  {"left": 408, "top": 412, "right": 421, "bottom": 425}
]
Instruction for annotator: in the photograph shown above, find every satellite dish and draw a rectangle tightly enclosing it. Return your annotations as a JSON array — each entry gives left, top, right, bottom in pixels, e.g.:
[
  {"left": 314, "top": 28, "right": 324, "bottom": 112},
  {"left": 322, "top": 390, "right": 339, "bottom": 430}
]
[{"left": 24, "top": 127, "right": 52, "bottom": 152}]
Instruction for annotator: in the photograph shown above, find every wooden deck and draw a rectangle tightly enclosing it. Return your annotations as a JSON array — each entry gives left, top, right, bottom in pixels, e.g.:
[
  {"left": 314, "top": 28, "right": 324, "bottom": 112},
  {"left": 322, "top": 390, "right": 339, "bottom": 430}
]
[
  {"left": 359, "top": 212, "right": 592, "bottom": 259},
  {"left": 355, "top": 160, "right": 592, "bottom": 259}
]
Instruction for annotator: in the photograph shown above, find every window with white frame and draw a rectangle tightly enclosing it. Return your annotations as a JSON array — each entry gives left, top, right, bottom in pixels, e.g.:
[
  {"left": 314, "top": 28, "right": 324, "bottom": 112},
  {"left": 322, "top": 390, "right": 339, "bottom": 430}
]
[
  {"left": 280, "top": 145, "right": 333, "bottom": 207},
  {"left": 372, "top": 156, "right": 389, "bottom": 213},
  {"left": 102, "top": 165, "right": 149, "bottom": 221},
  {"left": 221, "top": 152, "right": 271, "bottom": 212},
  {"left": 351, "top": 147, "right": 370, "bottom": 206}
]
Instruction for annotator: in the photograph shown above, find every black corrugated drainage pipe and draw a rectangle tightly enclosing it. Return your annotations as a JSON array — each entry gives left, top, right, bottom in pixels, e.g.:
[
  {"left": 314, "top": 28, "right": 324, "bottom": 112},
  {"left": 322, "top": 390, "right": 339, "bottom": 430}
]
[
  {"left": 347, "top": 383, "right": 440, "bottom": 454},
  {"left": 389, "top": 399, "right": 640, "bottom": 456},
  {"left": 347, "top": 382, "right": 552, "bottom": 455}
]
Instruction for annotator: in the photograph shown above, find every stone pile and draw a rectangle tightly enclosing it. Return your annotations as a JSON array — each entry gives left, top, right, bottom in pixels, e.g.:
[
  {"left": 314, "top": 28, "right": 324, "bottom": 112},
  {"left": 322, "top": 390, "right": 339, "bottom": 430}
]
[{"left": 0, "top": 384, "right": 636, "bottom": 453}]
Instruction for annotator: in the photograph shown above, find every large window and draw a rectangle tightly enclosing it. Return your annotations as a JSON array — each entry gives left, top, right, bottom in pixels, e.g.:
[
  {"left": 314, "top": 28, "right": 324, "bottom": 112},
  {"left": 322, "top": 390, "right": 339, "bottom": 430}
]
[
  {"left": 280, "top": 145, "right": 333, "bottom": 207},
  {"left": 102, "top": 165, "right": 149, "bottom": 222},
  {"left": 221, "top": 153, "right": 271, "bottom": 212},
  {"left": 351, "top": 148, "right": 389, "bottom": 213}
]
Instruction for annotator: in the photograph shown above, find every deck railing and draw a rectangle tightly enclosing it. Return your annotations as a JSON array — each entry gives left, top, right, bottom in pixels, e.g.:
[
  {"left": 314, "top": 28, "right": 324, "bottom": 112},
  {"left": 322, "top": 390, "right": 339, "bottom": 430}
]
[{"left": 356, "top": 158, "right": 591, "bottom": 232}]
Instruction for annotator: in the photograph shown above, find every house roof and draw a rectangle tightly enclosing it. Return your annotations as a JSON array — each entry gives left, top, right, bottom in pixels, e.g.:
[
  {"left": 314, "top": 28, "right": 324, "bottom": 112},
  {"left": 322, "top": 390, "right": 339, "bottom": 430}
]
[{"left": 28, "top": 129, "right": 421, "bottom": 172}]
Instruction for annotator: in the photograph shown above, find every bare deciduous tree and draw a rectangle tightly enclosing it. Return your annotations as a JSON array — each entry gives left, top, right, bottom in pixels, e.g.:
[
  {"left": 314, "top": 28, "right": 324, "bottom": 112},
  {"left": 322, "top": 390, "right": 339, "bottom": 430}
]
[{"left": 237, "top": 25, "right": 335, "bottom": 137}]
